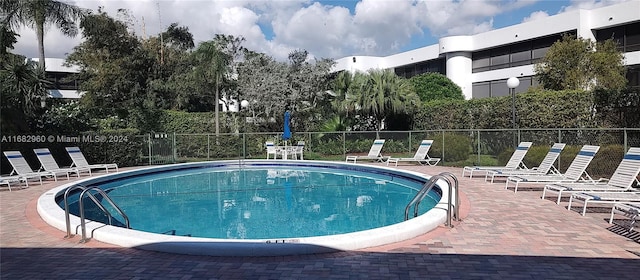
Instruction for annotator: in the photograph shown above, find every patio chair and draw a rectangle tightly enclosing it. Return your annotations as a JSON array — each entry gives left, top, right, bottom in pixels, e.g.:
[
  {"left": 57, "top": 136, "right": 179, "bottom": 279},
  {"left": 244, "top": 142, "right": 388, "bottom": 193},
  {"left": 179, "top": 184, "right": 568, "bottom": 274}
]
[
  {"left": 485, "top": 143, "right": 566, "bottom": 183},
  {"left": 3, "top": 151, "right": 51, "bottom": 183},
  {"left": 387, "top": 140, "right": 440, "bottom": 166},
  {"left": 265, "top": 141, "right": 281, "bottom": 159},
  {"left": 542, "top": 147, "right": 640, "bottom": 204},
  {"left": 346, "top": 139, "right": 389, "bottom": 163},
  {"left": 609, "top": 203, "right": 639, "bottom": 232},
  {"left": 505, "top": 145, "right": 600, "bottom": 193},
  {"left": 568, "top": 191, "right": 640, "bottom": 216},
  {"left": 65, "top": 147, "right": 118, "bottom": 173},
  {"left": 34, "top": 148, "right": 91, "bottom": 179},
  {"left": 292, "top": 141, "right": 305, "bottom": 160},
  {"left": 461, "top": 141, "right": 533, "bottom": 178}
]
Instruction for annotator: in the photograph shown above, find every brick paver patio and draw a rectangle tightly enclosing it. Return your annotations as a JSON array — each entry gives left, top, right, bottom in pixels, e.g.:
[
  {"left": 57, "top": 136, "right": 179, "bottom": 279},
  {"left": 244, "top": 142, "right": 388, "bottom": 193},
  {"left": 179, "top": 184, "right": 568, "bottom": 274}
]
[{"left": 1, "top": 165, "right": 638, "bottom": 279}]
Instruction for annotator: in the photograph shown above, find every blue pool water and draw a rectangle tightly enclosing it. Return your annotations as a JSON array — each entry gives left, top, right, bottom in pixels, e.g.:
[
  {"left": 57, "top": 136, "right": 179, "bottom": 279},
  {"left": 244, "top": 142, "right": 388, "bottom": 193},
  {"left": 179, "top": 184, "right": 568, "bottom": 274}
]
[{"left": 61, "top": 164, "right": 441, "bottom": 240}]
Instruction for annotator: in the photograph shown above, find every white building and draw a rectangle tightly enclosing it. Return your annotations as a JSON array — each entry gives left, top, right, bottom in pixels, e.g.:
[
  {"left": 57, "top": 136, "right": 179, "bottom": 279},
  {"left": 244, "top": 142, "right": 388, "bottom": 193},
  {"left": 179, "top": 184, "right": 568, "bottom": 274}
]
[
  {"left": 29, "top": 58, "right": 85, "bottom": 99},
  {"left": 332, "top": 1, "right": 640, "bottom": 100}
]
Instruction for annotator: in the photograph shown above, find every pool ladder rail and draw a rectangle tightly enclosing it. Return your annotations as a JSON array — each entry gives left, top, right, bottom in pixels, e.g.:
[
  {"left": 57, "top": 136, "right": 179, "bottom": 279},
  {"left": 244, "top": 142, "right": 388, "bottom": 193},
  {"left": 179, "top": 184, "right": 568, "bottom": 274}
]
[
  {"left": 404, "top": 172, "right": 460, "bottom": 227},
  {"left": 63, "top": 185, "right": 131, "bottom": 243}
]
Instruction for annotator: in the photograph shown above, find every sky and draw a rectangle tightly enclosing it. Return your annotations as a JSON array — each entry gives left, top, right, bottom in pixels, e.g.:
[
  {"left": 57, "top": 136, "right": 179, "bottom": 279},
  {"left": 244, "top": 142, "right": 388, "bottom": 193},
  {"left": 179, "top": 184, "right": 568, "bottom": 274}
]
[{"left": 11, "top": 0, "right": 634, "bottom": 62}]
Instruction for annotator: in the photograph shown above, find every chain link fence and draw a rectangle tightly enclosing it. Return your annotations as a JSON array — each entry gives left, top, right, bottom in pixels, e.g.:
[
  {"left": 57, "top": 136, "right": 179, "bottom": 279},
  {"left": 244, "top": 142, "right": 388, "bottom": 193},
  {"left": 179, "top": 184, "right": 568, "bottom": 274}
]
[{"left": 137, "top": 128, "right": 640, "bottom": 179}]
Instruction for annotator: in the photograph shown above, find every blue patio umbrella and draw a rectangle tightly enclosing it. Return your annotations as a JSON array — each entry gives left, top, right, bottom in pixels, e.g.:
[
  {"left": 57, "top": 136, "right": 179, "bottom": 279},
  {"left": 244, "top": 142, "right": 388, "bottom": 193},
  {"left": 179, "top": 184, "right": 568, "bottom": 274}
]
[{"left": 283, "top": 111, "right": 291, "bottom": 142}]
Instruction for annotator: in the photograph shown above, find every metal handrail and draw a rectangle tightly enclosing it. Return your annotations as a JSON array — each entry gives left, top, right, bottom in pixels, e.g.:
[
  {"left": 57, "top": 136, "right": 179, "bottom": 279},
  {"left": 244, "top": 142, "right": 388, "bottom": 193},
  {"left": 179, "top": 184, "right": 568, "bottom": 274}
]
[
  {"left": 78, "top": 186, "right": 130, "bottom": 243},
  {"left": 63, "top": 185, "right": 130, "bottom": 242},
  {"left": 438, "top": 172, "right": 460, "bottom": 227},
  {"left": 404, "top": 172, "right": 460, "bottom": 228},
  {"left": 404, "top": 179, "right": 437, "bottom": 221}
]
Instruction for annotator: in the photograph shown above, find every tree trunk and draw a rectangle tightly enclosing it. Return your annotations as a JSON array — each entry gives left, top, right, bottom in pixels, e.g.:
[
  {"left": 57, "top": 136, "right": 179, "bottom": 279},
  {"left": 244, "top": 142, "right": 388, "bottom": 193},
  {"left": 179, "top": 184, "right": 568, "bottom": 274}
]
[
  {"left": 215, "top": 74, "right": 220, "bottom": 136},
  {"left": 36, "top": 20, "right": 46, "bottom": 71}
]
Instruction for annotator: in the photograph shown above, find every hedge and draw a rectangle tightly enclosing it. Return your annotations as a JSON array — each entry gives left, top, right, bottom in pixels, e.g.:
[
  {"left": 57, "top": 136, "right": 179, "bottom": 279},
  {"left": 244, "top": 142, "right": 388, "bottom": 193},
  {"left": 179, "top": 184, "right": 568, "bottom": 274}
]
[{"left": 414, "top": 90, "right": 597, "bottom": 129}]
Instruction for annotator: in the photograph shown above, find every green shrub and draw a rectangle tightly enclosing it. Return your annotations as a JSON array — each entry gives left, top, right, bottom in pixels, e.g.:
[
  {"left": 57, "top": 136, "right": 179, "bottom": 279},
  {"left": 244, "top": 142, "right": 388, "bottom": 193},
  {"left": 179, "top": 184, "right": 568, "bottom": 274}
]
[
  {"left": 588, "top": 144, "right": 625, "bottom": 179},
  {"left": 556, "top": 145, "right": 582, "bottom": 173},
  {"left": 79, "top": 129, "right": 145, "bottom": 167},
  {"left": 522, "top": 145, "right": 551, "bottom": 169},
  {"left": 497, "top": 147, "right": 515, "bottom": 166},
  {"left": 431, "top": 133, "right": 472, "bottom": 162},
  {"left": 413, "top": 90, "right": 596, "bottom": 130},
  {"left": 497, "top": 144, "right": 552, "bottom": 168}
]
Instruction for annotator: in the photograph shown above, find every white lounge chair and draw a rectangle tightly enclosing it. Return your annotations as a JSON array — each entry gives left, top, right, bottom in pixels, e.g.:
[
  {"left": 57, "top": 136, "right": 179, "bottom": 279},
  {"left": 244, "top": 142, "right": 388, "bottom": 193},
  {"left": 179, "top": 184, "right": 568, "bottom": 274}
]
[
  {"left": 609, "top": 203, "right": 639, "bottom": 232},
  {"left": 505, "top": 145, "right": 599, "bottom": 192},
  {"left": 542, "top": 147, "right": 640, "bottom": 204},
  {"left": 485, "top": 143, "right": 566, "bottom": 182},
  {"left": 65, "top": 147, "right": 118, "bottom": 173},
  {"left": 346, "top": 139, "right": 389, "bottom": 163},
  {"left": 3, "top": 151, "right": 50, "bottom": 184},
  {"left": 461, "top": 141, "right": 533, "bottom": 178},
  {"left": 0, "top": 175, "right": 26, "bottom": 191},
  {"left": 34, "top": 148, "right": 91, "bottom": 178},
  {"left": 568, "top": 191, "right": 640, "bottom": 216},
  {"left": 387, "top": 140, "right": 440, "bottom": 166}
]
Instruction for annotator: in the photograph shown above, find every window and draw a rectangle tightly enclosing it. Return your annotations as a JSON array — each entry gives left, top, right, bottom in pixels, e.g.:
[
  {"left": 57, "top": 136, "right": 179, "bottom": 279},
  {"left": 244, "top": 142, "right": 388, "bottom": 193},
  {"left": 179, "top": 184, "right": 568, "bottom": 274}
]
[
  {"left": 473, "top": 76, "right": 536, "bottom": 98},
  {"left": 625, "top": 22, "right": 640, "bottom": 52},
  {"left": 490, "top": 80, "right": 509, "bottom": 97},
  {"left": 393, "top": 59, "right": 445, "bottom": 79},
  {"left": 532, "top": 47, "right": 549, "bottom": 61},
  {"left": 471, "top": 32, "right": 570, "bottom": 73},
  {"left": 472, "top": 82, "right": 491, "bottom": 99},
  {"left": 627, "top": 65, "right": 640, "bottom": 89},
  {"left": 595, "top": 22, "right": 640, "bottom": 52}
]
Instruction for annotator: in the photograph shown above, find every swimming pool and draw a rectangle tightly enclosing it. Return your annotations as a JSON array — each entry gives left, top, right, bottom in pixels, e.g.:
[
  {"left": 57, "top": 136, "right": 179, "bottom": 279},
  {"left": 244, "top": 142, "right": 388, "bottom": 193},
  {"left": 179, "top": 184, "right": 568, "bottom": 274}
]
[{"left": 38, "top": 160, "right": 451, "bottom": 256}]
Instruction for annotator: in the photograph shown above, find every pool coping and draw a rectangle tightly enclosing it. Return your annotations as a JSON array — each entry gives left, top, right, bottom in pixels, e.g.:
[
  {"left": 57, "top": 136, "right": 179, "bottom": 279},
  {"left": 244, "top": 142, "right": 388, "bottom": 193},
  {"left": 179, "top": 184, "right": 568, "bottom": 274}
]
[{"left": 37, "top": 160, "right": 451, "bottom": 256}]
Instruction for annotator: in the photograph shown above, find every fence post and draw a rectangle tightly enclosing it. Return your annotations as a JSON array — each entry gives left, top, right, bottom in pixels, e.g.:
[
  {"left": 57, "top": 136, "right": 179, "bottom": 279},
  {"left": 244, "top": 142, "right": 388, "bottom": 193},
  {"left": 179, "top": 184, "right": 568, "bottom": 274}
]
[
  {"left": 624, "top": 128, "right": 628, "bottom": 152},
  {"left": 148, "top": 134, "right": 152, "bottom": 165},
  {"left": 172, "top": 132, "right": 176, "bottom": 163},
  {"left": 343, "top": 131, "right": 346, "bottom": 157},
  {"left": 207, "top": 134, "right": 210, "bottom": 159},
  {"left": 476, "top": 130, "right": 481, "bottom": 165},
  {"left": 441, "top": 129, "right": 445, "bottom": 162},
  {"left": 242, "top": 132, "right": 246, "bottom": 159}
]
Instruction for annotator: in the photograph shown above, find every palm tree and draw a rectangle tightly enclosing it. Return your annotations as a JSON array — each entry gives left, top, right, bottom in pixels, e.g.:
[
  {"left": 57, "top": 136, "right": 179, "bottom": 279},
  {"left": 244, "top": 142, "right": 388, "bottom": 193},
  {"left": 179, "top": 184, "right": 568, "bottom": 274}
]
[
  {"left": 1, "top": 0, "right": 86, "bottom": 71},
  {"left": 1, "top": 55, "right": 49, "bottom": 116},
  {"left": 329, "top": 71, "right": 356, "bottom": 116},
  {"left": 351, "top": 69, "right": 419, "bottom": 131},
  {"left": 192, "top": 40, "right": 232, "bottom": 136}
]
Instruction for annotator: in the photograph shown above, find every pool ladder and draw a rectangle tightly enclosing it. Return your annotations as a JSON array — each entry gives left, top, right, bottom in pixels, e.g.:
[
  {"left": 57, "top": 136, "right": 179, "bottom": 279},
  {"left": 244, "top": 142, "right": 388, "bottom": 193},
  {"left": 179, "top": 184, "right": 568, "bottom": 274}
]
[
  {"left": 404, "top": 172, "right": 459, "bottom": 227},
  {"left": 63, "top": 185, "right": 130, "bottom": 243}
]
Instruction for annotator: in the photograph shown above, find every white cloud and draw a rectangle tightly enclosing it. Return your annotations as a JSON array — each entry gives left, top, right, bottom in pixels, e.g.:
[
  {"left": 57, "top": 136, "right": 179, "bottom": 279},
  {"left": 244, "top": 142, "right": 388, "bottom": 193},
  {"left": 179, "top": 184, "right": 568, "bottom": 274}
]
[
  {"left": 559, "top": 0, "right": 631, "bottom": 13},
  {"left": 523, "top": 11, "right": 550, "bottom": 23},
  {"left": 10, "top": 0, "right": 634, "bottom": 62}
]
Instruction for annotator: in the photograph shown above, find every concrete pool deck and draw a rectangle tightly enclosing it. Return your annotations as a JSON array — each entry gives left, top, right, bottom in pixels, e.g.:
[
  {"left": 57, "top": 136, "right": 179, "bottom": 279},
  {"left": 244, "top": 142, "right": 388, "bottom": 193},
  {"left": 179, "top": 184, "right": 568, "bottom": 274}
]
[{"left": 1, "top": 164, "right": 639, "bottom": 279}]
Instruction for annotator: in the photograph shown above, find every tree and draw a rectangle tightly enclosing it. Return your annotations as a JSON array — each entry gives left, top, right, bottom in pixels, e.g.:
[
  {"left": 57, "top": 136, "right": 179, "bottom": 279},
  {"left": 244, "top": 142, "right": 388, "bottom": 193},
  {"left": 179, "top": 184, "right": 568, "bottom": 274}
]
[
  {"left": 66, "top": 9, "right": 154, "bottom": 128},
  {"left": 192, "top": 40, "right": 233, "bottom": 136},
  {"left": 143, "top": 23, "right": 194, "bottom": 110},
  {"left": 211, "top": 34, "right": 246, "bottom": 112},
  {"left": 1, "top": 0, "right": 86, "bottom": 70},
  {"left": 236, "top": 52, "right": 286, "bottom": 131},
  {"left": 1, "top": 54, "right": 49, "bottom": 133},
  {"left": 0, "top": 25, "right": 19, "bottom": 57},
  {"left": 350, "top": 69, "right": 420, "bottom": 131},
  {"left": 534, "top": 34, "right": 626, "bottom": 91},
  {"left": 409, "top": 72, "right": 464, "bottom": 103},
  {"left": 237, "top": 50, "right": 335, "bottom": 132}
]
